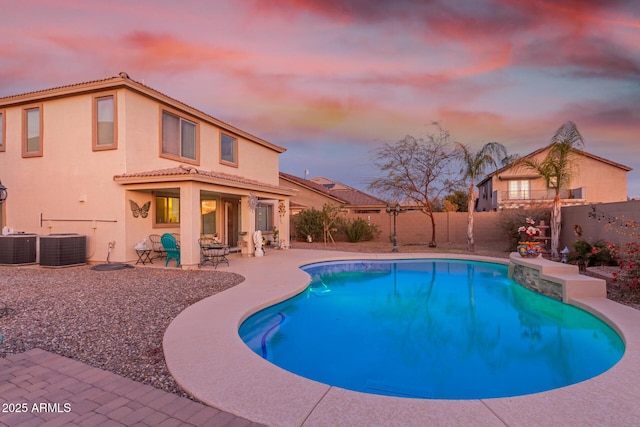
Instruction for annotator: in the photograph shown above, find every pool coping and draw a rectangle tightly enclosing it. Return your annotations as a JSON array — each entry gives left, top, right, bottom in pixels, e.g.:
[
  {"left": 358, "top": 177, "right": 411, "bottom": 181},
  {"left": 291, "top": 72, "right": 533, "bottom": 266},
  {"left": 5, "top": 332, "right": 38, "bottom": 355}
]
[{"left": 163, "top": 250, "right": 640, "bottom": 426}]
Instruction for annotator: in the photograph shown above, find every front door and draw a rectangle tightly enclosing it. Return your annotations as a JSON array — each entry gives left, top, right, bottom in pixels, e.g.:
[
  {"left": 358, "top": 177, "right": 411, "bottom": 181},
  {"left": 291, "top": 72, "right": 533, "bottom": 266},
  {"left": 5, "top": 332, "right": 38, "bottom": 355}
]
[{"left": 224, "top": 200, "right": 239, "bottom": 247}]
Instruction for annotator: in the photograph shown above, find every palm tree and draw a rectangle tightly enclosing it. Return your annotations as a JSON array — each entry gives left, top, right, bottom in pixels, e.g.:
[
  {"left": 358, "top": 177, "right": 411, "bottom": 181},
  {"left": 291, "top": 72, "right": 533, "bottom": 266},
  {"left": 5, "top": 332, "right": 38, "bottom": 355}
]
[
  {"left": 456, "top": 142, "right": 507, "bottom": 251},
  {"left": 517, "top": 121, "right": 585, "bottom": 260}
]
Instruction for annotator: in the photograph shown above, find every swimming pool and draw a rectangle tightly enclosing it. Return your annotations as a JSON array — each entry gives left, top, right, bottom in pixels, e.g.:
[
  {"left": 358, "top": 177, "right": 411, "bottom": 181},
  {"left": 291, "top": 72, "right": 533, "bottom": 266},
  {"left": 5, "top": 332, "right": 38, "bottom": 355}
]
[{"left": 239, "top": 259, "right": 624, "bottom": 399}]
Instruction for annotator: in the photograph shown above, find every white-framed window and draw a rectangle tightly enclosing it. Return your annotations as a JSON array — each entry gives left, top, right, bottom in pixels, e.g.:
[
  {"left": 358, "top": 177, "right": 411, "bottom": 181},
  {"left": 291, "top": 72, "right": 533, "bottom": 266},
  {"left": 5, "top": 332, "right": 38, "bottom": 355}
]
[
  {"left": 161, "top": 110, "right": 198, "bottom": 163},
  {"left": 220, "top": 133, "right": 237, "bottom": 166},
  {"left": 93, "top": 93, "right": 117, "bottom": 150},
  {"left": 508, "top": 180, "right": 530, "bottom": 200},
  {"left": 23, "top": 105, "right": 43, "bottom": 157},
  {"left": 255, "top": 204, "right": 273, "bottom": 232}
]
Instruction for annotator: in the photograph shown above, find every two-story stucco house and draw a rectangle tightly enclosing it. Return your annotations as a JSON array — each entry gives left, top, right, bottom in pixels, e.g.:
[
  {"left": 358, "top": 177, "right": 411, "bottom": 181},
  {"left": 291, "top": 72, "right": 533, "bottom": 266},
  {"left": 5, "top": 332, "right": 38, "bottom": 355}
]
[
  {"left": 0, "top": 73, "right": 294, "bottom": 267},
  {"left": 476, "top": 143, "right": 632, "bottom": 211}
]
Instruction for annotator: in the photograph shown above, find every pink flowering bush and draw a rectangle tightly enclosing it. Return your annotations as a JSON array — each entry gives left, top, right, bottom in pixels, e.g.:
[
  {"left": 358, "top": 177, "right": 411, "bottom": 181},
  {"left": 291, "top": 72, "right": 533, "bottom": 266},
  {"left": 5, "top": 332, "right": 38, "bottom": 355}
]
[
  {"left": 608, "top": 240, "right": 640, "bottom": 291},
  {"left": 518, "top": 218, "right": 541, "bottom": 241}
]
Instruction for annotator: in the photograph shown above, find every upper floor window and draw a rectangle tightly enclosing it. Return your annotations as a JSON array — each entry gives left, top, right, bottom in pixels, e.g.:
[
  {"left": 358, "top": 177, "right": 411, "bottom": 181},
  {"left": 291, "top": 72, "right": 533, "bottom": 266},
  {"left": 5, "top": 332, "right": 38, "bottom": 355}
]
[
  {"left": 508, "top": 180, "right": 530, "bottom": 200},
  {"left": 220, "top": 133, "right": 237, "bottom": 166},
  {"left": 93, "top": 93, "right": 117, "bottom": 150},
  {"left": 23, "top": 105, "right": 43, "bottom": 157},
  {"left": 0, "top": 111, "right": 4, "bottom": 152},
  {"left": 161, "top": 110, "right": 198, "bottom": 163}
]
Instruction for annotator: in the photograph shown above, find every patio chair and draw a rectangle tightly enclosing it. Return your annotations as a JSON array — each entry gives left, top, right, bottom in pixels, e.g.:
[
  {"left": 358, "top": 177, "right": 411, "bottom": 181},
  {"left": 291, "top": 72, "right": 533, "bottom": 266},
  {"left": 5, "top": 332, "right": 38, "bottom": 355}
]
[
  {"left": 148, "top": 234, "right": 166, "bottom": 260},
  {"left": 199, "top": 237, "right": 229, "bottom": 268},
  {"left": 161, "top": 233, "right": 180, "bottom": 267}
]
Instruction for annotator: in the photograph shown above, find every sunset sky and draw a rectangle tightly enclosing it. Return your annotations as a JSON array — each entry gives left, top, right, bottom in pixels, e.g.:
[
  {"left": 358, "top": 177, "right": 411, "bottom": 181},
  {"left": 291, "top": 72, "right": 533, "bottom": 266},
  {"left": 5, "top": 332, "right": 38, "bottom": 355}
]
[{"left": 2, "top": 0, "right": 639, "bottom": 197}]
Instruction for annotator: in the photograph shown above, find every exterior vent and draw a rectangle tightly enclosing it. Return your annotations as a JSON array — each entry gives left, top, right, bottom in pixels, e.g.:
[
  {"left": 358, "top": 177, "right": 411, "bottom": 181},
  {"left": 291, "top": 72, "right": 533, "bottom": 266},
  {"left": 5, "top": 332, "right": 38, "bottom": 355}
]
[
  {"left": 39, "top": 234, "right": 87, "bottom": 267},
  {"left": 0, "top": 234, "right": 37, "bottom": 265}
]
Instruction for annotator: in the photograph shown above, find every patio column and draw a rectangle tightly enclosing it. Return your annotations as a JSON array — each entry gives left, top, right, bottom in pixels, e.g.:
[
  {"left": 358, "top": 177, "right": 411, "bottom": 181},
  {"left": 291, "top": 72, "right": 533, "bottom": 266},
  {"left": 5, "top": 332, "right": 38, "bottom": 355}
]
[
  {"left": 179, "top": 182, "right": 201, "bottom": 269},
  {"left": 277, "top": 198, "right": 290, "bottom": 249},
  {"left": 240, "top": 195, "right": 255, "bottom": 257}
]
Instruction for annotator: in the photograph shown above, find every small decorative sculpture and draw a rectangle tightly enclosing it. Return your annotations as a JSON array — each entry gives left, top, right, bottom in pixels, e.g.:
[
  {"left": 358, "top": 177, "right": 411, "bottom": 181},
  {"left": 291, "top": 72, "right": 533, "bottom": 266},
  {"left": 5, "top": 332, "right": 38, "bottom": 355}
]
[
  {"left": 134, "top": 238, "right": 149, "bottom": 251},
  {"left": 248, "top": 193, "right": 258, "bottom": 213},
  {"left": 253, "top": 230, "right": 264, "bottom": 257}
]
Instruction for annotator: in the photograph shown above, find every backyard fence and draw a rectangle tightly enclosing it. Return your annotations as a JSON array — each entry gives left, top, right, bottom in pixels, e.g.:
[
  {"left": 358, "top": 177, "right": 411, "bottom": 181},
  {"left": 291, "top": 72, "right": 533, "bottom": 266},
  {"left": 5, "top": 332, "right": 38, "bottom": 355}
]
[
  {"left": 340, "top": 210, "right": 504, "bottom": 246},
  {"left": 560, "top": 200, "right": 640, "bottom": 250},
  {"left": 292, "top": 199, "right": 640, "bottom": 251}
]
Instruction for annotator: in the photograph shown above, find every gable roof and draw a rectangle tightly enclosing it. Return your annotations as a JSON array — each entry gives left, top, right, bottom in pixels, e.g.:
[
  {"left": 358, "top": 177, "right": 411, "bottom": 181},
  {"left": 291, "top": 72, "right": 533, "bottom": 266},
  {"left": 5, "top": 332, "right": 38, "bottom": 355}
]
[
  {"left": 280, "top": 172, "right": 386, "bottom": 206},
  {"left": 478, "top": 142, "right": 633, "bottom": 186},
  {"left": 0, "top": 73, "right": 286, "bottom": 154}
]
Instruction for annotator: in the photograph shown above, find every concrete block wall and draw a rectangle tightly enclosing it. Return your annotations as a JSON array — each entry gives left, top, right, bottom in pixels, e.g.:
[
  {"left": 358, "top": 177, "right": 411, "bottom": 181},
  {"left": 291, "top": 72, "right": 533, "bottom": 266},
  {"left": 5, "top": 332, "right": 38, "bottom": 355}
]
[{"left": 340, "top": 210, "right": 503, "bottom": 245}]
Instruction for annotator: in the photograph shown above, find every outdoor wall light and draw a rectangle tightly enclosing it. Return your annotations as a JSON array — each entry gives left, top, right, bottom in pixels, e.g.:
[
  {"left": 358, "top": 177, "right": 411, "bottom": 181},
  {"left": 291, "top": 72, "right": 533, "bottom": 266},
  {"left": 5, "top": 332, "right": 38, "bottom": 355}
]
[{"left": 0, "top": 181, "right": 7, "bottom": 204}]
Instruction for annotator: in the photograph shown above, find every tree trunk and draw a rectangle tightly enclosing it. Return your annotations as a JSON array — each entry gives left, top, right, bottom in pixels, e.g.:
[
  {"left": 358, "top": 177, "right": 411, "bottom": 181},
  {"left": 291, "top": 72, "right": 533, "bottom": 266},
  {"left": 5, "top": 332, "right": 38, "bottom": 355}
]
[
  {"left": 551, "top": 195, "right": 561, "bottom": 260},
  {"left": 429, "top": 212, "right": 437, "bottom": 247},
  {"left": 467, "top": 184, "right": 475, "bottom": 252}
]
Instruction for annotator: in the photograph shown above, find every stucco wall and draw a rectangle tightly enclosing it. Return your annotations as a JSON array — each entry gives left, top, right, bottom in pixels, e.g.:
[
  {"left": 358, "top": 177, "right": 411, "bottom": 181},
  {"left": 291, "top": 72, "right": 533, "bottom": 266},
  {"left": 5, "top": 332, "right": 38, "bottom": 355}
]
[
  {"left": 1, "top": 94, "right": 127, "bottom": 262},
  {"left": 312, "top": 210, "right": 504, "bottom": 246},
  {"left": 122, "top": 90, "right": 280, "bottom": 185},
  {"left": 560, "top": 200, "right": 640, "bottom": 250}
]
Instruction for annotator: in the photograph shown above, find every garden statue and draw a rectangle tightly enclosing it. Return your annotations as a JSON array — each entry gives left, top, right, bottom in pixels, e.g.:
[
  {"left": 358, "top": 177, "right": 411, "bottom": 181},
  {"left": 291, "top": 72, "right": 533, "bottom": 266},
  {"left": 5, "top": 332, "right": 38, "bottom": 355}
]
[{"left": 254, "top": 230, "right": 264, "bottom": 257}]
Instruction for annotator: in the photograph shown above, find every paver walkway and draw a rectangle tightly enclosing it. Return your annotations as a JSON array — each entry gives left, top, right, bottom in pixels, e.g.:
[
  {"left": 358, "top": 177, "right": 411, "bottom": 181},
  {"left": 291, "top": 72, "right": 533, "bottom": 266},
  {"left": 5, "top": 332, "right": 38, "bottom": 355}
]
[{"left": 0, "top": 348, "right": 264, "bottom": 426}]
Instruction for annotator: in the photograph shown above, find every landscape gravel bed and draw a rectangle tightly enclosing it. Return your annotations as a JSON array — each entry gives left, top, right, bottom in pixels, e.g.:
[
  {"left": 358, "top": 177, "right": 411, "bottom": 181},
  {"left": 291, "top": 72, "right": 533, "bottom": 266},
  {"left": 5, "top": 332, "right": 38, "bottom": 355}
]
[{"left": 0, "top": 265, "right": 243, "bottom": 398}]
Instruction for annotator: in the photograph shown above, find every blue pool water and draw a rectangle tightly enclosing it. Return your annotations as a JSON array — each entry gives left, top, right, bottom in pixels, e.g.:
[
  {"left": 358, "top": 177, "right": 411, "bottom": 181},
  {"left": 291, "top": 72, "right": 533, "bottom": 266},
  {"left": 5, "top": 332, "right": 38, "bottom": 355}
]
[{"left": 239, "top": 259, "right": 625, "bottom": 399}]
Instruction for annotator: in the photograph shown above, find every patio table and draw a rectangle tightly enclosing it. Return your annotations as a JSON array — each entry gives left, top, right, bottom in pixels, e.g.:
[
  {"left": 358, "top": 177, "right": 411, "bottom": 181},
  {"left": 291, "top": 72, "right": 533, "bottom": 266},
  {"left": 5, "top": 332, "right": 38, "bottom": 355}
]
[{"left": 135, "top": 249, "right": 152, "bottom": 265}]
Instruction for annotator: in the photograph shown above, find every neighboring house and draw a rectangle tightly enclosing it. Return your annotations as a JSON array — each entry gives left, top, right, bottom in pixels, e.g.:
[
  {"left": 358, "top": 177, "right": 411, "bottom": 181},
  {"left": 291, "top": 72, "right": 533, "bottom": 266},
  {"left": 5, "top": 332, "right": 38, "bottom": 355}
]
[
  {"left": 0, "top": 73, "right": 294, "bottom": 267},
  {"left": 279, "top": 173, "right": 387, "bottom": 214},
  {"left": 476, "top": 143, "right": 632, "bottom": 211}
]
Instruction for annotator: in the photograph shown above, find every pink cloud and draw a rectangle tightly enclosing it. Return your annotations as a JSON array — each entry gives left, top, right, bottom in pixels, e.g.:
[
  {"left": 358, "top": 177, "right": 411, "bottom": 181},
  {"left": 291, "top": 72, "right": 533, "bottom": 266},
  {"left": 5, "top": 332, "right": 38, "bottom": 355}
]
[{"left": 41, "top": 31, "right": 245, "bottom": 75}]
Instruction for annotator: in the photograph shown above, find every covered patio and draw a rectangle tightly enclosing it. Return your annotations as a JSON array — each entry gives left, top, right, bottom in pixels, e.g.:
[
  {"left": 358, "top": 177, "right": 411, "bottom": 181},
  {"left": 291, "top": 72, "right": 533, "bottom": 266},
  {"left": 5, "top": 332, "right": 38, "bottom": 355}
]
[{"left": 114, "top": 166, "right": 295, "bottom": 268}]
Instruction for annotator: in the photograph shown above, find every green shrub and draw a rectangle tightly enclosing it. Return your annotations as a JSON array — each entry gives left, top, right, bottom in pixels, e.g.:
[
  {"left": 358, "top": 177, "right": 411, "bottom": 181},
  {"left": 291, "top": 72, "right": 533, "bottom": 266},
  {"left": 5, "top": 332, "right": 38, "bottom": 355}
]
[
  {"left": 343, "top": 218, "right": 380, "bottom": 242},
  {"left": 570, "top": 239, "right": 616, "bottom": 268},
  {"left": 292, "top": 208, "right": 324, "bottom": 241}
]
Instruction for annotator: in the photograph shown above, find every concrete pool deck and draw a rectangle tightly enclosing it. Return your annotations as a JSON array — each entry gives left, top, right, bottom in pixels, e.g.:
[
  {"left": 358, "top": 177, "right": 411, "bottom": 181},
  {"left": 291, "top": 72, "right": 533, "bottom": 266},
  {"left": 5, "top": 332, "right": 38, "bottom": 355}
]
[{"left": 163, "top": 249, "right": 640, "bottom": 426}]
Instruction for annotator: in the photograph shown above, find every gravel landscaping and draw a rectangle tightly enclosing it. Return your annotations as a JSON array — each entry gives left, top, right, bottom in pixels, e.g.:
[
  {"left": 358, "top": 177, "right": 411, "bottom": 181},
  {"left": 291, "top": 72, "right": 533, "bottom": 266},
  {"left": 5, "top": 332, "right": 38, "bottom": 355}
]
[{"left": 0, "top": 265, "right": 243, "bottom": 398}]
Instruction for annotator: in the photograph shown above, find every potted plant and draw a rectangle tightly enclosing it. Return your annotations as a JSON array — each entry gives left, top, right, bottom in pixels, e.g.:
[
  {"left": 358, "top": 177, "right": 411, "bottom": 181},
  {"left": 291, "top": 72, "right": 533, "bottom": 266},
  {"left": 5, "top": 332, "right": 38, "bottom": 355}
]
[{"left": 517, "top": 218, "right": 542, "bottom": 258}]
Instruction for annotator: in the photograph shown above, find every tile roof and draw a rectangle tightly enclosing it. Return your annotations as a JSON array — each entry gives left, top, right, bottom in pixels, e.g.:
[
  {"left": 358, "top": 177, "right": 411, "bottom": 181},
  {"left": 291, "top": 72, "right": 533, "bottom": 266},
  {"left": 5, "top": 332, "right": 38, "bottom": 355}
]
[
  {"left": 279, "top": 172, "right": 386, "bottom": 206},
  {"left": 115, "top": 165, "right": 294, "bottom": 195},
  {"left": 279, "top": 172, "right": 347, "bottom": 202}
]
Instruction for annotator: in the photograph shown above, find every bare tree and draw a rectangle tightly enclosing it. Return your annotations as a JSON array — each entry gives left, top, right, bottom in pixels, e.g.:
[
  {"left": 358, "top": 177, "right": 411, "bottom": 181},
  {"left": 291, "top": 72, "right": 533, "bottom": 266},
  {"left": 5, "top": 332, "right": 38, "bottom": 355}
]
[
  {"left": 516, "top": 121, "right": 585, "bottom": 260},
  {"left": 369, "top": 125, "right": 460, "bottom": 247},
  {"left": 321, "top": 203, "right": 341, "bottom": 245},
  {"left": 456, "top": 142, "right": 508, "bottom": 252}
]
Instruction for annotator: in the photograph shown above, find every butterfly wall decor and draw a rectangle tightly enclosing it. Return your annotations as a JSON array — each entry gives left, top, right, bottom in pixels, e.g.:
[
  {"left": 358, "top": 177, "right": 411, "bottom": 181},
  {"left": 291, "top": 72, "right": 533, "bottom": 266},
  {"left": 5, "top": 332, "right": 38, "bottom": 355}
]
[{"left": 129, "top": 200, "right": 151, "bottom": 218}]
